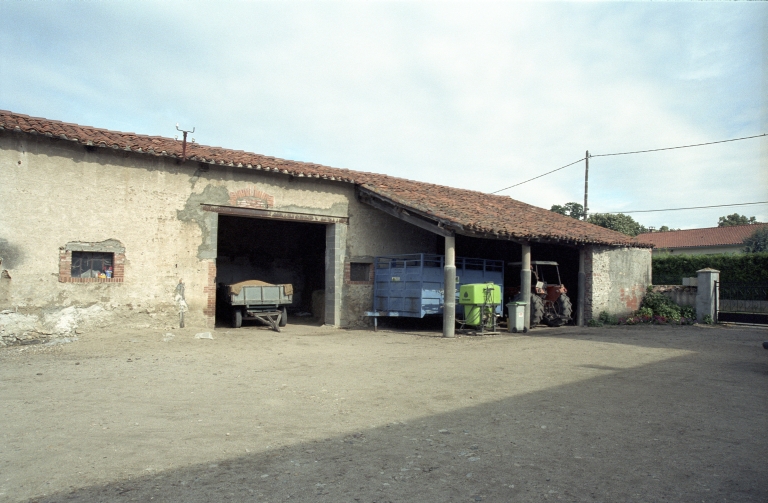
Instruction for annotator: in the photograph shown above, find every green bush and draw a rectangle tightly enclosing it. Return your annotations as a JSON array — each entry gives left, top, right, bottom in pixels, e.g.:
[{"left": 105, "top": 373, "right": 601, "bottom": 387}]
[
  {"left": 652, "top": 252, "right": 768, "bottom": 285},
  {"left": 640, "top": 292, "right": 681, "bottom": 320},
  {"left": 598, "top": 311, "right": 619, "bottom": 325}
]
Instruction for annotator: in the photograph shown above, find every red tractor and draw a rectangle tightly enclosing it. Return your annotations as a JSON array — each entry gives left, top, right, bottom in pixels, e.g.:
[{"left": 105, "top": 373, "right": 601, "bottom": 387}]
[{"left": 507, "top": 261, "right": 573, "bottom": 327}]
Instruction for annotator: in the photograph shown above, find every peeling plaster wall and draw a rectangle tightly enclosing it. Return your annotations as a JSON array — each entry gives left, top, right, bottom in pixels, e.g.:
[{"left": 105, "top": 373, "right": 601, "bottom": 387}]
[
  {"left": 0, "top": 131, "right": 437, "bottom": 331},
  {"left": 584, "top": 245, "right": 652, "bottom": 320}
]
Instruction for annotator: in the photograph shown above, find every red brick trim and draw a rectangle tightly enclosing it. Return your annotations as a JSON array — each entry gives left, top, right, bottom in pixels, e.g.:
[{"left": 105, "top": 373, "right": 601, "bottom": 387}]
[
  {"left": 58, "top": 249, "right": 125, "bottom": 283},
  {"left": 203, "top": 260, "right": 217, "bottom": 325},
  {"left": 345, "top": 262, "right": 373, "bottom": 285},
  {"left": 228, "top": 187, "right": 275, "bottom": 209}
]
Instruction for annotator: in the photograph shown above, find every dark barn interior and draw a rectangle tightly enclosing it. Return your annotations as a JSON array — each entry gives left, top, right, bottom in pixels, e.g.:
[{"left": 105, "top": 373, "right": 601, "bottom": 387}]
[{"left": 215, "top": 215, "right": 326, "bottom": 324}]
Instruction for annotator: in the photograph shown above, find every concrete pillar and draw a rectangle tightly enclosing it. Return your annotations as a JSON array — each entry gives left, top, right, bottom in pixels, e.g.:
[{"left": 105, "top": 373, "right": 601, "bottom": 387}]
[
  {"left": 324, "top": 223, "right": 347, "bottom": 327},
  {"left": 696, "top": 268, "right": 720, "bottom": 323},
  {"left": 521, "top": 242, "right": 531, "bottom": 330},
  {"left": 577, "top": 248, "right": 586, "bottom": 326},
  {"left": 443, "top": 234, "right": 456, "bottom": 338}
]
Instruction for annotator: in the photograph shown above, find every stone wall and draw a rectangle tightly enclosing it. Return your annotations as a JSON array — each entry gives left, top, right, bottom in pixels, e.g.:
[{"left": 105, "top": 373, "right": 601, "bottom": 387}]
[
  {"left": 651, "top": 285, "right": 697, "bottom": 309},
  {"left": 585, "top": 245, "right": 652, "bottom": 320}
]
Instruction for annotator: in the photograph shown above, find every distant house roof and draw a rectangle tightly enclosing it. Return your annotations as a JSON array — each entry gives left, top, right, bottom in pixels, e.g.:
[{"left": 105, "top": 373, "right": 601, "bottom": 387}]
[
  {"left": 636, "top": 224, "right": 767, "bottom": 249},
  {"left": 0, "top": 110, "right": 648, "bottom": 248}
]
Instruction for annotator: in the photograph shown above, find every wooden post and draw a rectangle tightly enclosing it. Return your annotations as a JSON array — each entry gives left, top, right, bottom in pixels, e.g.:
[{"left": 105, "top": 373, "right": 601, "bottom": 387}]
[
  {"left": 443, "top": 234, "right": 456, "bottom": 338},
  {"left": 584, "top": 150, "right": 589, "bottom": 220}
]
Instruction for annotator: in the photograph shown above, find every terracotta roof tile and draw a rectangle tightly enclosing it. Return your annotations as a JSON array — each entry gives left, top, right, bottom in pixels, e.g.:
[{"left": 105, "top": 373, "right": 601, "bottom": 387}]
[
  {"left": 636, "top": 224, "right": 767, "bottom": 249},
  {"left": 1, "top": 110, "right": 646, "bottom": 247}
]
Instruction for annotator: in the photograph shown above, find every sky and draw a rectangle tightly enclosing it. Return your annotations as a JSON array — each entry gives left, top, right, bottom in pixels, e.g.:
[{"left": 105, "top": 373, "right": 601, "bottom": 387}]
[{"left": 1, "top": 0, "right": 766, "bottom": 230}]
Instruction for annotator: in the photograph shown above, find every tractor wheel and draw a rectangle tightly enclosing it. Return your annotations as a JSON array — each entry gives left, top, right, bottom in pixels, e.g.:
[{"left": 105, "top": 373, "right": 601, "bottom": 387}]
[
  {"left": 279, "top": 307, "right": 288, "bottom": 327},
  {"left": 232, "top": 308, "right": 242, "bottom": 329},
  {"left": 530, "top": 294, "right": 544, "bottom": 327},
  {"left": 554, "top": 293, "right": 573, "bottom": 320}
]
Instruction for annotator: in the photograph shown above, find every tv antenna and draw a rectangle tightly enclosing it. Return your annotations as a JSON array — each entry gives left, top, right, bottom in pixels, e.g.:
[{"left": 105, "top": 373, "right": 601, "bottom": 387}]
[{"left": 176, "top": 123, "right": 196, "bottom": 162}]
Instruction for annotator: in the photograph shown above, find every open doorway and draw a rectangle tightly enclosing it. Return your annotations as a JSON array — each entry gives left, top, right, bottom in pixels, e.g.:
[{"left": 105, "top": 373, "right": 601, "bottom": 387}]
[{"left": 215, "top": 215, "right": 326, "bottom": 326}]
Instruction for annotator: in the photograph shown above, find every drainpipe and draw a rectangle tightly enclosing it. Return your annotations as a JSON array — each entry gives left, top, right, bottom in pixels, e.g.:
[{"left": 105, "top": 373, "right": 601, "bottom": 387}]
[{"left": 443, "top": 234, "right": 456, "bottom": 338}]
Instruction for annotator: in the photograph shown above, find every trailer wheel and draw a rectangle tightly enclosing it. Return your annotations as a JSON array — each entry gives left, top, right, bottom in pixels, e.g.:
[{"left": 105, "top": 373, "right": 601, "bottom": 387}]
[
  {"left": 232, "top": 308, "right": 242, "bottom": 329},
  {"left": 279, "top": 307, "right": 288, "bottom": 327}
]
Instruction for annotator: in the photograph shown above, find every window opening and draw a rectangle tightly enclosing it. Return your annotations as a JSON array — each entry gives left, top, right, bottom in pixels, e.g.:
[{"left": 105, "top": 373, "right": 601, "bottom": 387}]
[
  {"left": 71, "top": 251, "right": 114, "bottom": 278},
  {"left": 350, "top": 262, "right": 371, "bottom": 282}
]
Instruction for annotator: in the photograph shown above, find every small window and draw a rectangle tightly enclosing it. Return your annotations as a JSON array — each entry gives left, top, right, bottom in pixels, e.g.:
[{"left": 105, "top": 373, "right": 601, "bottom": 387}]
[
  {"left": 350, "top": 262, "right": 371, "bottom": 282},
  {"left": 71, "top": 251, "right": 114, "bottom": 278}
]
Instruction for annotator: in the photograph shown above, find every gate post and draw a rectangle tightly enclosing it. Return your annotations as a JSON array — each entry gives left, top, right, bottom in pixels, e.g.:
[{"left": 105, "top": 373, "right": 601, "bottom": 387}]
[{"left": 696, "top": 268, "right": 720, "bottom": 323}]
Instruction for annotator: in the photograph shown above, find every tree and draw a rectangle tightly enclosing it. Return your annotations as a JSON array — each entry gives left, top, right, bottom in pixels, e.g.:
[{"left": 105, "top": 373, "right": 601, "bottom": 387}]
[
  {"left": 718, "top": 213, "right": 758, "bottom": 227},
  {"left": 587, "top": 213, "right": 648, "bottom": 237},
  {"left": 743, "top": 227, "right": 768, "bottom": 253},
  {"left": 550, "top": 202, "right": 585, "bottom": 220}
]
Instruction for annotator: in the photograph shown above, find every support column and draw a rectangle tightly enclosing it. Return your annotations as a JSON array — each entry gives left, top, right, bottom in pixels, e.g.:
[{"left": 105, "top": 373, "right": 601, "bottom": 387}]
[
  {"left": 521, "top": 242, "right": 531, "bottom": 330},
  {"left": 577, "top": 248, "right": 586, "bottom": 326},
  {"left": 696, "top": 268, "right": 720, "bottom": 323},
  {"left": 443, "top": 234, "right": 456, "bottom": 338},
  {"left": 325, "top": 223, "right": 347, "bottom": 327}
]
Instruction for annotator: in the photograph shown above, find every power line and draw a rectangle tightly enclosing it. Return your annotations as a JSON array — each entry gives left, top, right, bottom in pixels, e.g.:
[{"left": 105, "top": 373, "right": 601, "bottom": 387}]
[
  {"left": 591, "top": 133, "right": 766, "bottom": 158},
  {"left": 492, "top": 132, "right": 766, "bottom": 193},
  {"left": 490, "top": 157, "right": 585, "bottom": 194},
  {"left": 600, "top": 201, "right": 768, "bottom": 214}
]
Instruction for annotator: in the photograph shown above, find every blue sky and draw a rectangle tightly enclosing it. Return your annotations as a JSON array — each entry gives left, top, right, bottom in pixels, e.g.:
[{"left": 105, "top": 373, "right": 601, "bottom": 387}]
[{"left": 1, "top": 1, "right": 766, "bottom": 230}]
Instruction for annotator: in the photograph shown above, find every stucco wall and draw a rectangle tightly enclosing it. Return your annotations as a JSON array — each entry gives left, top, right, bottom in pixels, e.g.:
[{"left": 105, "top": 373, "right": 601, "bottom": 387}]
[
  {"left": 585, "top": 245, "right": 652, "bottom": 319},
  {"left": 0, "top": 131, "right": 436, "bottom": 335}
]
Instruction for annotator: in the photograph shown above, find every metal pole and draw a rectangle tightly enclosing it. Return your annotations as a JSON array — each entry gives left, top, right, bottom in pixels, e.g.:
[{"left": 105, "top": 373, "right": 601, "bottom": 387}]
[
  {"left": 583, "top": 150, "right": 589, "bottom": 221},
  {"left": 443, "top": 234, "right": 456, "bottom": 338},
  {"left": 577, "top": 248, "right": 586, "bottom": 326},
  {"left": 521, "top": 242, "right": 531, "bottom": 330}
]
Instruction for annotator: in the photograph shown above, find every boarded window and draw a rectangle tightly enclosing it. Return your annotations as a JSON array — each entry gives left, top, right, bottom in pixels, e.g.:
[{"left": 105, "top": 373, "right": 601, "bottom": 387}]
[
  {"left": 350, "top": 262, "right": 371, "bottom": 282},
  {"left": 71, "top": 251, "right": 114, "bottom": 278}
]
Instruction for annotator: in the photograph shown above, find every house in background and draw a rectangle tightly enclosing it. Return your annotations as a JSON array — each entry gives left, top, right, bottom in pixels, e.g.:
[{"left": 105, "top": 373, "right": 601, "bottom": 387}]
[{"left": 636, "top": 224, "right": 767, "bottom": 255}]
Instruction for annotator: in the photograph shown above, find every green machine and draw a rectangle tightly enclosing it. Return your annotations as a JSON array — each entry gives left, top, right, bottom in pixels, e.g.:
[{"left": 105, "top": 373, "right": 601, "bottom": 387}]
[{"left": 459, "top": 283, "right": 501, "bottom": 332}]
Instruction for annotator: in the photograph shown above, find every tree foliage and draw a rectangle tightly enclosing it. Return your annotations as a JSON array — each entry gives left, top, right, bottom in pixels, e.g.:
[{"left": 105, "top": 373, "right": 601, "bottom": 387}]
[
  {"left": 718, "top": 213, "right": 757, "bottom": 227},
  {"left": 743, "top": 227, "right": 768, "bottom": 253},
  {"left": 586, "top": 213, "right": 648, "bottom": 237},
  {"left": 550, "top": 202, "right": 585, "bottom": 220}
]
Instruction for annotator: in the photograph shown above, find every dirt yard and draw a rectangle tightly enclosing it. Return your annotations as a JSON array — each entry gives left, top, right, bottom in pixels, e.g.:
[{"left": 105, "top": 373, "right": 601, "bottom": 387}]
[{"left": 1, "top": 321, "right": 766, "bottom": 503}]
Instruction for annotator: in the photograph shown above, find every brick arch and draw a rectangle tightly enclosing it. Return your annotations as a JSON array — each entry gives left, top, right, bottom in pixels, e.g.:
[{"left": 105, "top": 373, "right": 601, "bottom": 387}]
[{"left": 228, "top": 187, "right": 275, "bottom": 209}]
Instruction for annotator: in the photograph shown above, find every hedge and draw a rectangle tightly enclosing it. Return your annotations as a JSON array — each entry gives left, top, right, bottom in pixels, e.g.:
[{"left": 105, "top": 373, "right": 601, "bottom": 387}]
[{"left": 652, "top": 252, "right": 768, "bottom": 285}]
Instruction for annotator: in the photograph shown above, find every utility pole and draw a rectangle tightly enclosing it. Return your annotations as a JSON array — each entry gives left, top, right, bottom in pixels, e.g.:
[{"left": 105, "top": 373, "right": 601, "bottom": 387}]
[{"left": 583, "top": 150, "right": 589, "bottom": 220}]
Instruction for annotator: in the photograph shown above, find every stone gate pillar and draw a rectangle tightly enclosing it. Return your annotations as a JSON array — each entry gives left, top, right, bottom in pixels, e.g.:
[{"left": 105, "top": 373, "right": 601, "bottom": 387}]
[{"left": 696, "top": 268, "right": 720, "bottom": 323}]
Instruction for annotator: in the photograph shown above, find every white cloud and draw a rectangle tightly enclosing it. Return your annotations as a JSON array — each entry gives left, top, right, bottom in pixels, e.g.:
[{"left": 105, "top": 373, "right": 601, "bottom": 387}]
[{"left": 0, "top": 0, "right": 765, "bottom": 229}]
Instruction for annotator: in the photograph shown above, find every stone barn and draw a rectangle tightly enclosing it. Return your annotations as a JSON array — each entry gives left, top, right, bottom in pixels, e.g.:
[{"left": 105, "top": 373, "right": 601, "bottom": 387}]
[{"left": 0, "top": 110, "right": 652, "bottom": 341}]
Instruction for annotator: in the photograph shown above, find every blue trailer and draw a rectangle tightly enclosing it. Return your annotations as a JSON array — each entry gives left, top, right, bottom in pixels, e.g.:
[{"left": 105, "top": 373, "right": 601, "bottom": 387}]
[{"left": 368, "top": 253, "right": 504, "bottom": 321}]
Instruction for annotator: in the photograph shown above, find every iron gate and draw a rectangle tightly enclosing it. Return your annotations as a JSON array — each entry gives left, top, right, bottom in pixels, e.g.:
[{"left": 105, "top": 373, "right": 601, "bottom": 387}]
[{"left": 716, "top": 281, "right": 768, "bottom": 325}]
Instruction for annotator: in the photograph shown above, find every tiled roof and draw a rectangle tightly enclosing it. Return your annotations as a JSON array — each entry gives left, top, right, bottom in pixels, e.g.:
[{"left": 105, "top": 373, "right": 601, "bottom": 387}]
[
  {"left": 1, "top": 110, "right": 646, "bottom": 247},
  {"left": 636, "top": 224, "right": 767, "bottom": 249}
]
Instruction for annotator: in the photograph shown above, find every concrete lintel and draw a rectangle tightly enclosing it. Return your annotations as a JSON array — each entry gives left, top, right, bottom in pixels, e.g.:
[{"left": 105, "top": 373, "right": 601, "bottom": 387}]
[
  {"left": 64, "top": 239, "right": 125, "bottom": 254},
  {"left": 201, "top": 204, "right": 349, "bottom": 224}
]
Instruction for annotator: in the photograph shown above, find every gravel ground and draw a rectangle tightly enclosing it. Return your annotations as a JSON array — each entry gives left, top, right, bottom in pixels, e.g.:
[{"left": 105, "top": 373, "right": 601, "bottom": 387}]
[{"left": 1, "top": 321, "right": 767, "bottom": 503}]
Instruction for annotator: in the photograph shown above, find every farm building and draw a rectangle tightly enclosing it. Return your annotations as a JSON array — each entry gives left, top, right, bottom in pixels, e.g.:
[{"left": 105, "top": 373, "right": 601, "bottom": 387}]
[
  {"left": 636, "top": 224, "right": 768, "bottom": 255},
  {"left": 0, "top": 110, "right": 652, "bottom": 340}
]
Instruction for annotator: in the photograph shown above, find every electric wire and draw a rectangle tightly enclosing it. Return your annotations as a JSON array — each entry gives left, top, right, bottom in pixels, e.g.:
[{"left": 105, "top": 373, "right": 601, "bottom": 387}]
[
  {"left": 490, "top": 157, "right": 585, "bottom": 194},
  {"left": 492, "top": 132, "right": 766, "bottom": 193},
  {"left": 600, "top": 201, "right": 768, "bottom": 214},
  {"left": 591, "top": 133, "right": 766, "bottom": 158}
]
